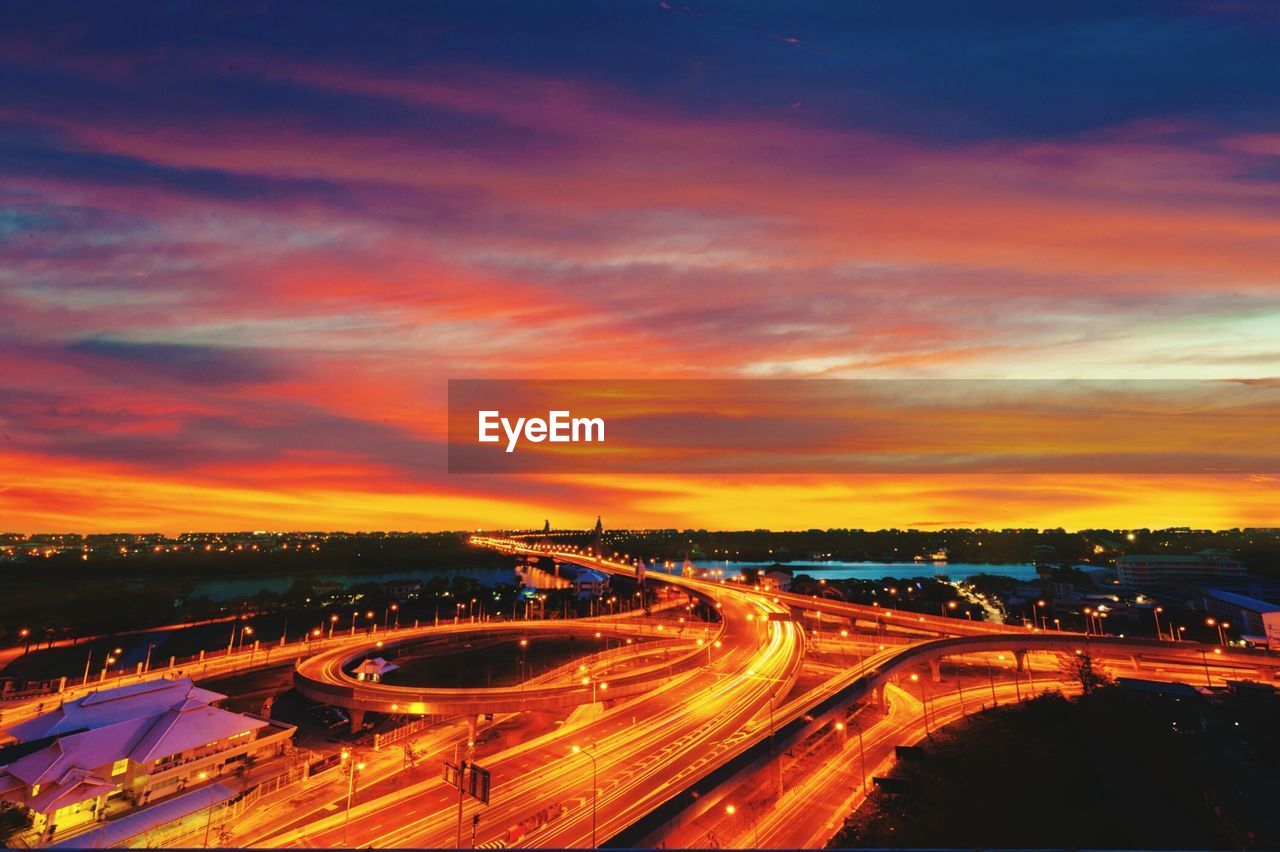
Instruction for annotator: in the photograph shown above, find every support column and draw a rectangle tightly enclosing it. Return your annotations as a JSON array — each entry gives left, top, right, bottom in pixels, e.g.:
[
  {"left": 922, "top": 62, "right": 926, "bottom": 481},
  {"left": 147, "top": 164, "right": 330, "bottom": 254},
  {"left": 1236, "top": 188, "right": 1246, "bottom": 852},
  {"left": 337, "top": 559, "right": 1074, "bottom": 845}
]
[
  {"left": 1014, "top": 649, "right": 1027, "bottom": 672},
  {"left": 349, "top": 708, "right": 366, "bottom": 733},
  {"left": 928, "top": 658, "right": 942, "bottom": 682}
]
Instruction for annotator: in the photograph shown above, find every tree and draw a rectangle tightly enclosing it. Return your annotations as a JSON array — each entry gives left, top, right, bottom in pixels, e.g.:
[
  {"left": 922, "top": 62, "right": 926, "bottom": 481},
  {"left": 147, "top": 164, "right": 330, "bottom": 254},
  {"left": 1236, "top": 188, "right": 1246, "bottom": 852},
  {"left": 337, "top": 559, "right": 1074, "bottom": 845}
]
[
  {"left": 1059, "top": 651, "right": 1112, "bottom": 694},
  {"left": 233, "top": 754, "right": 259, "bottom": 794}
]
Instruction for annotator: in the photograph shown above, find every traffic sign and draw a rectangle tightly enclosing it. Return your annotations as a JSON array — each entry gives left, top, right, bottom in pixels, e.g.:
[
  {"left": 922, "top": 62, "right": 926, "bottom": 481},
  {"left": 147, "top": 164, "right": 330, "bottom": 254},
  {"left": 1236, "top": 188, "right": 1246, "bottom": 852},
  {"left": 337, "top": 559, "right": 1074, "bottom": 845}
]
[{"left": 469, "top": 764, "right": 492, "bottom": 804}]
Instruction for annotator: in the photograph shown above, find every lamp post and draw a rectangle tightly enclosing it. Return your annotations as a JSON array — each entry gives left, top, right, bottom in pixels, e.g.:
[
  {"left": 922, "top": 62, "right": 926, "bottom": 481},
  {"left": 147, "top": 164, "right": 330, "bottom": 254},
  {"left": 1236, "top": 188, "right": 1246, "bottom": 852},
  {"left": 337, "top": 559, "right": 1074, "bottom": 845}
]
[
  {"left": 571, "top": 745, "right": 598, "bottom": 848},
  {"left": 850, "top": 718, "right": 867, "bottom": 795},
  {"left": 696, "top": 637, "right": 721, "bottom": 666},
  {"left": 1153, "top": 606, "right": 1165, "bottom": 641},
  {"left": 909, "top": 673, "right": 931, "bottom": 735},
  {"left": 581, "top": 676, "right": 607, "bottom": 704},
  {"left": 340, "top": 750, "right": 364, "bottom": 846},
  {"left": 198, "top": 771, "right": 215, "bottom": 847},
  {"left": 726, "top": 802, "right": 760, "bottom": 846}
]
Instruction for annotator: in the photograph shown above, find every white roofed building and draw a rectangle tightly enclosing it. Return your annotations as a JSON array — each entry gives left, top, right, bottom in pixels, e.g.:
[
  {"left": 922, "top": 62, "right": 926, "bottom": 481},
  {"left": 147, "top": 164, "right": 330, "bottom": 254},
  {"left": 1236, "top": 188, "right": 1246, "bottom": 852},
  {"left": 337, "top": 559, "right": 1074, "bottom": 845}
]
[
  {"left": 0, "top": 676, "right": 295, "bottom": 844},
  {"left": 353, "top": 657, "right": 399, "bottom": 682}
]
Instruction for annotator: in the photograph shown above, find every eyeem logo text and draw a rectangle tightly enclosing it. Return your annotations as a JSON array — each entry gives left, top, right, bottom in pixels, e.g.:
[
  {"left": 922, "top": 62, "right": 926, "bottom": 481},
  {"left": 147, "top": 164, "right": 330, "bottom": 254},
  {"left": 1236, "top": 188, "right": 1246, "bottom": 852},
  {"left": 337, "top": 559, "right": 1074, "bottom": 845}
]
[{"left": 477, "top": 410, "right": 605, "bottom": 453}]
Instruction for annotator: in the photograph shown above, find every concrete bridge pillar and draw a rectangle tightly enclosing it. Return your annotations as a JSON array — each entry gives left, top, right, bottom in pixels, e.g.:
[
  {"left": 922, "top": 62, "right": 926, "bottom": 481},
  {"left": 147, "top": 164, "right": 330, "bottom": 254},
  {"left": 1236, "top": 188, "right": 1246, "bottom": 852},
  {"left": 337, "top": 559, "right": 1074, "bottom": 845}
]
[
  {"left": 928, "top": 658, "right": 942, "bottom": 682},
  {"left": 1014, "top": 650, "right": 1026, "bottom": 672},
  {"left": 349, "top": 708, "right": 366, "bottom": 733},
  {"left": 871, "top": 683, "right": 886, "bottom": 708}
]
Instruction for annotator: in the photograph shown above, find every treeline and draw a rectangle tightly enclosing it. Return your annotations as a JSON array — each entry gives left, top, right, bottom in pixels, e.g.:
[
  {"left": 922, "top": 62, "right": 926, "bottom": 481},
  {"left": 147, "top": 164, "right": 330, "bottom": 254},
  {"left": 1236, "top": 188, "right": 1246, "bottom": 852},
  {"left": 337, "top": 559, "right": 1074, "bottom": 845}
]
[
  {"left": 830, "top": 686, "right": 1280, "bottom": 849},
  {"left": 602, "top": 527, "right": 1280, "bottom": 571}
]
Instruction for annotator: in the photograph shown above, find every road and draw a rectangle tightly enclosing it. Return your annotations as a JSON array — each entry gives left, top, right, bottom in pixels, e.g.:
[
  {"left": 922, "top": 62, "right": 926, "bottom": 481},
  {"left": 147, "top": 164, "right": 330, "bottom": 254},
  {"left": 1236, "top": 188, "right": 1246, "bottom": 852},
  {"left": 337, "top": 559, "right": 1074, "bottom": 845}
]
[
  {"left": 258, "top": 544, "right": 806, "bottom": 848},
  {"left": 127, "top": 536, "right": 1280, "bottom": 848}
]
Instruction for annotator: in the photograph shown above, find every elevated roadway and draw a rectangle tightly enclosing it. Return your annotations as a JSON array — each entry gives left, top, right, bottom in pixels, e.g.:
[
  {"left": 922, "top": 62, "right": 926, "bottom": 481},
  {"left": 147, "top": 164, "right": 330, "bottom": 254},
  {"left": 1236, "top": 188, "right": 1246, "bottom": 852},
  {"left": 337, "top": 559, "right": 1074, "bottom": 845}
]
[
  {"left": 293, "top": 617, "right": 720, "bottom": 722},
  {"left": 268, "top": 539, "right": 806, "bottom": 849}
]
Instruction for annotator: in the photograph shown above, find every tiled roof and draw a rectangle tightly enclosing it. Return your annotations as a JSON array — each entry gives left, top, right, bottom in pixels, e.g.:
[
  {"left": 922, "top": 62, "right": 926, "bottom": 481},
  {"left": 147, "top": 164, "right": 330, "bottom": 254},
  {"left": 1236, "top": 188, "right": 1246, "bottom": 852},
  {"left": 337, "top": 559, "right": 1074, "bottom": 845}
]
[
  {"left": 4, "top": 677, "right": 225, "bottom": 742},
  {"left": 27, "top": 768, "right": 116, "bottom": 813},
  {"left": 0, "top": 677, "right": 267, "bottom": 815},
  {"left": 354, "top": 657, "right": 399, "bottom": 675},
  {"left": 129, "top": 704, "right": 266, "bottom": 764}
]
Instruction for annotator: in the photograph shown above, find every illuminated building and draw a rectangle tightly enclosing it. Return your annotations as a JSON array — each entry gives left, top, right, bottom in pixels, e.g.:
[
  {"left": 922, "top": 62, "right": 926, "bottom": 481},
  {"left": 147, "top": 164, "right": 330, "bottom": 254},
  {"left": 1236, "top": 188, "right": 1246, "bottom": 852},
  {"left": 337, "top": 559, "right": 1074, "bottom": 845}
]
[{"left": 0, "top": 677, "right": 294, "bottom": 844}]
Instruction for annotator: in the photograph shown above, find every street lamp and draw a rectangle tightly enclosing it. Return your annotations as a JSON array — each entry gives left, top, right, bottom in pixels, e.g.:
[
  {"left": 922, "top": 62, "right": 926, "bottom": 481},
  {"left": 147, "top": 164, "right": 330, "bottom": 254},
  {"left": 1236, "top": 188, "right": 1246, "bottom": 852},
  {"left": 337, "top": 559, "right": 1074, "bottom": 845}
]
[
  {"left": 198, "top": 771, "right": 216, "bottom": 847},
  {"left": 695, "top": 637, "right": 722, "bottom": 666},
  {"left": 1198, "top": 647, "right": 1224, "bottom": 688},
  {"left": 340, "top": 750, "right": 364, "bottom": 846},
  {"left": 909, "top": 672, "right": 931, "bottom": 736},
  {"left": 1153, "top": 606, "right": 1165, "bottom": 641},
  {"left": 571, "top": 745, "right": 598, "bottom": 848}
]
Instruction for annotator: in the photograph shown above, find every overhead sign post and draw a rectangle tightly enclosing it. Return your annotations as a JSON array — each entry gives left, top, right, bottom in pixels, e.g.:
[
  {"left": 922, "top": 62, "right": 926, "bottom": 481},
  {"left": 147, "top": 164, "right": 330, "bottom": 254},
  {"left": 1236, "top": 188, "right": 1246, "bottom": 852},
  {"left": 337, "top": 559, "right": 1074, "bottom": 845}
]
[{"left": 444, "top": 758, "right": 493, "bottom": 847}]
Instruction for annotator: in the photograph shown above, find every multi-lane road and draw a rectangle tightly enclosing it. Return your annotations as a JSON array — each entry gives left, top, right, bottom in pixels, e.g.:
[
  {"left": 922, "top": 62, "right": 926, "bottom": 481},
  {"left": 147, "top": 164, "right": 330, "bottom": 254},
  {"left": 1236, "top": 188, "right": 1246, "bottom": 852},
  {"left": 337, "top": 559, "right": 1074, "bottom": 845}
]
[
  {"left": 262, "top": 550, "right": 805, "bottom": 848},
  {"left": 39, "top": 534, "right": 1273, "bottom": 849}
]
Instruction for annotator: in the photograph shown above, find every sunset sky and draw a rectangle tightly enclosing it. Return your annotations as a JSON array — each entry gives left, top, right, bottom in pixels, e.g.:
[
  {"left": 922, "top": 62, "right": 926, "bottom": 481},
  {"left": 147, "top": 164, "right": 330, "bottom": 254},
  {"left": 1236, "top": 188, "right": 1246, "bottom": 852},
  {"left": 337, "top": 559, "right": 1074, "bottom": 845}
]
[{"left": 1, "top": 2, "right": 1278, "bottom": 533}]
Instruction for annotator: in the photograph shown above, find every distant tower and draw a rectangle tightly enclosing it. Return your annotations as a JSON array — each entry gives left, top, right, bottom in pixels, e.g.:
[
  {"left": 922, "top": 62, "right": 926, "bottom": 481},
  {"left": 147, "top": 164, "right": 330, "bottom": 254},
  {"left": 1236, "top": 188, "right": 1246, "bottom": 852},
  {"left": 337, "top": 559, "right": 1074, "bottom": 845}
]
[
  {"left": 543, "top": 519, "right": 551, "bottom": 535},
  {"left": 592, "top": 515, "right": 604, "bottom": 558}
]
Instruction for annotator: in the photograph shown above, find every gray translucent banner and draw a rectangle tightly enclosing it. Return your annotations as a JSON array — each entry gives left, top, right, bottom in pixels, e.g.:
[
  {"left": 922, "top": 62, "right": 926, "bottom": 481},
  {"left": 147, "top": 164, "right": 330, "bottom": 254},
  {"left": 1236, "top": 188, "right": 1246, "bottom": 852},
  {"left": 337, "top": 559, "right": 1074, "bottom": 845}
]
[{"left": 447, "top": 379, "right": 1280, "bottom": 474}]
